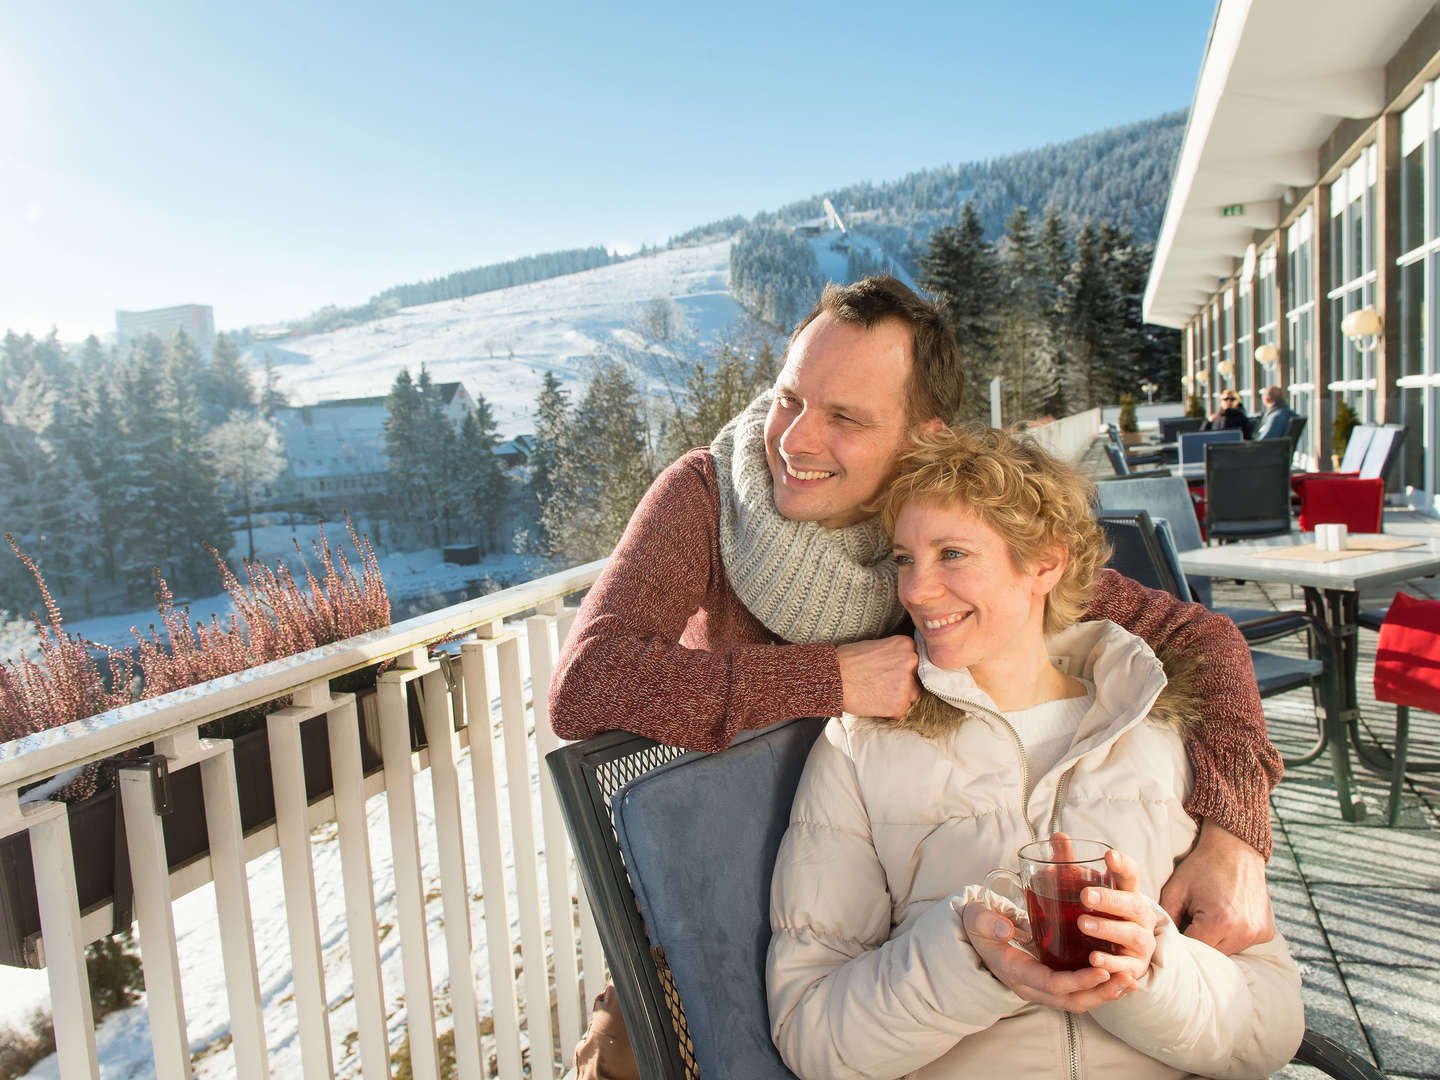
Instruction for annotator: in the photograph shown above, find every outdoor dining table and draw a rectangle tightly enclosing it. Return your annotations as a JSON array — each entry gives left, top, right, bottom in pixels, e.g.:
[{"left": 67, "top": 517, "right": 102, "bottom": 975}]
[{"left": 1178, "top": 532, "right": 1440, "bottom": 821}]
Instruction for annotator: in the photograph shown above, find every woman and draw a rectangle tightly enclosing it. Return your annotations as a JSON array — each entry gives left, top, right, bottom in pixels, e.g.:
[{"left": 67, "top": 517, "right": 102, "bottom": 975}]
[
  {"left": 1202, "top": 390, "right": 1251, "bottom": 435},
  {"left": 766, "top": 426, "right": 1301, "bottom": 1080}
]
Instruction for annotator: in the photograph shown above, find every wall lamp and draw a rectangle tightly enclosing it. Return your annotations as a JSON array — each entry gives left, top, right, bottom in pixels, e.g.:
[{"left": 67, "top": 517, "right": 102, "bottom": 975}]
[
  {"left": 1341, "top": 307, "right": 1382, "bottom": 352},
  {"left": 1254, "top": 344, "right": 1280, "bottom": 368}
]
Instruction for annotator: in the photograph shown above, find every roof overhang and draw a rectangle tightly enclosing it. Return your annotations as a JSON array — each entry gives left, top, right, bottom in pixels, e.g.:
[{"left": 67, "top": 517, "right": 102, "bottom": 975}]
[{"left": 1144, "top": 0, "right": 1432, "bottom": 329}]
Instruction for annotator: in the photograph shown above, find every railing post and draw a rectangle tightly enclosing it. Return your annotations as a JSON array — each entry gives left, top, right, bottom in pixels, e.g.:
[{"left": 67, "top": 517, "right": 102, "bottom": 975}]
[
  {"left": 326, "top": 692, "right": 392, "bottom": 1080},
  {"left": 497, "top": 633, "right": 556, "bottom": 1080},
  {"left": 527, "top": 612, "right": 583, "bottom": 1059},
  {"left": 462, "top": 636, "right": 525, "bottom": 1080},
  {"left": 550, "top": 604, "right": 606, "bottom": 1005},
  {"left": 117, "top": 757, "right": 193, "bottom": 1080},
  {"left": 419, "top": 666, "right": 484, "bottom": 1080},
  {"left": 0, "top": 791, "right": 99, "bottom": 1080},
  {"left": 379, "top": 667, "right": 441, "bottom": 1080},
  {"left": 197, "top": 739, "right": 271, "bottom": 1079},
  {"left": 269, "top": 683, "right": 337, "bottom": 1078}
]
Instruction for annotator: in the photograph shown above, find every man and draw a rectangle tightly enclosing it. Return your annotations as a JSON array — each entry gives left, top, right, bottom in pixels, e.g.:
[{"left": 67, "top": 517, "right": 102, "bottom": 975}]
[
  {"left": 551, "top": 277, "right": 1281, "bottom": 1077},
  {"left": 1253, "top": 385, "right": 1298, "bottom": 440}
]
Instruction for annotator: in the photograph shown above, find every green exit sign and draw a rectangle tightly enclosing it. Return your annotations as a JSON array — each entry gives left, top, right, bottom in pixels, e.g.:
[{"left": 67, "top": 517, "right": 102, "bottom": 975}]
[{"left": 1221, "top": 204, "right": 1245, "bottom": 217}]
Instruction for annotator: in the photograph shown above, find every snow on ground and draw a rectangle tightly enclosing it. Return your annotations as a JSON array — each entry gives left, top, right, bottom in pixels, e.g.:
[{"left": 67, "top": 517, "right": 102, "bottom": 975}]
[
  {"left": 245, "top": 241, "right": 741, "bottom": 437},
  {"left": 12, "top": 619, "right": 567, "bottom": 1080}
]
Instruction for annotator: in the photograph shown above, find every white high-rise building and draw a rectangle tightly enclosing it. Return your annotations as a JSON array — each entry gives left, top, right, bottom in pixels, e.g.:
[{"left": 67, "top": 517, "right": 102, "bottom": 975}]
[{"left": 115, "top": 303, "right": 215, "bottom": 357}]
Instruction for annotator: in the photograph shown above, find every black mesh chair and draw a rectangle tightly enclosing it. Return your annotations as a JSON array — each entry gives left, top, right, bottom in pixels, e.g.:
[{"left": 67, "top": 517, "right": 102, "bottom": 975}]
[
  {"left": 1204, "top": 440, "right": 1294, "bottom": 543},
  {"left": 547, "top": 718, "right": 826, "bottom": 1080},
  {"left": 1096, "top": 510, "right": 1339, "bottom": 769},
  {"left": 1284, "top": 414, "right": 1308, "bottom": 444},
  {"left": 549, "top": 707, "right": 1382, "bottom": 1080}
]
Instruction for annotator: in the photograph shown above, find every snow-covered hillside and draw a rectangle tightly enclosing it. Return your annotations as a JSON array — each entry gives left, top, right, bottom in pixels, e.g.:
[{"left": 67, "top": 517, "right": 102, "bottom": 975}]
[{"left": 245, "top": 242, "right": 741, "bottom": 437}]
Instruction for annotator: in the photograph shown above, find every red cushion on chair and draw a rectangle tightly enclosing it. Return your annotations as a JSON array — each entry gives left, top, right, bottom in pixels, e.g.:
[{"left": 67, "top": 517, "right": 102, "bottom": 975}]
[
  {"left": 1375, "top": 592, "right": 1440, "bottom": 712},
  {"left": 1296, "top": 476, "right": 1384, "bottom": 533},
  {"left": 1291, "top": 470, "right": 1361, "bottom": 497}
]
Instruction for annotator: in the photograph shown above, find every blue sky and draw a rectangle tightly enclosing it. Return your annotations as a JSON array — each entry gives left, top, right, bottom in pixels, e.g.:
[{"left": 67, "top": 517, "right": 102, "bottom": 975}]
[{"left": 1, "top": 1, "right": 1216, "bottom": 341}]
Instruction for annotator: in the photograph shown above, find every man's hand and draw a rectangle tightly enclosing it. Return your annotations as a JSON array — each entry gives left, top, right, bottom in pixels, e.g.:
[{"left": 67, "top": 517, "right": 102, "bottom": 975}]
[
  {"left": 1159, "top": 819, "right": 1274, "bottom": 954},
  {"left": 960, "top": 901, "right": 1135, "bottom": 1014},
  {"left": 836, "top": 635, "right": 920, "bottom": 720}
]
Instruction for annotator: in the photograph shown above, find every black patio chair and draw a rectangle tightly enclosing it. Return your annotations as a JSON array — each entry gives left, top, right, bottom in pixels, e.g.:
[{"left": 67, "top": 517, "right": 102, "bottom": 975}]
[
  {"left": 1104, "top": 423, "right": 1166, "bottom": 468},
  {"left": 1092, "top": 474, "right": 1309, "bottom": 642},
  {"left": 1284, "top": 414, "right": 1308, "bottom": 444},
  {"left": 1103, "top": 441, "right": 1170, "bottom": 479},
  {"left": 1204, "top": 439, "right": 1294, "bottom": 543},
  {"left": 1095, "top": 509, "right": 1339, "bottom": 769},
  {"left": 548, "top": 712, "right": 1382, "bottom": 1080}
]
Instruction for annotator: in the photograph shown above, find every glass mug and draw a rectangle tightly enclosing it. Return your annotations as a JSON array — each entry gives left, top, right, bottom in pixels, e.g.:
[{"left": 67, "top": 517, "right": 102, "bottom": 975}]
[{"left": 984, "top": 837, "right": 1116, "bottom": 971}]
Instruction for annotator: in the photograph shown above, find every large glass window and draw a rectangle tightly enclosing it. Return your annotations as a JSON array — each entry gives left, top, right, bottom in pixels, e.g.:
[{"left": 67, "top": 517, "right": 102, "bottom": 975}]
[
  {"left": 1285, "top": 209, "right": 1316, "bottom": 448},
  {"left": 1237, "top": 276, "right": 1253, "bottom": 408},
  {"left": 1395, "top": 87, "right": 1440, "bottom": 507},
  {"left": 1326, "top": 146, "right": 1378, "bottom": 421},
  {"left": 1220, "top": 288, "right": 1235, "bottom": 394}
]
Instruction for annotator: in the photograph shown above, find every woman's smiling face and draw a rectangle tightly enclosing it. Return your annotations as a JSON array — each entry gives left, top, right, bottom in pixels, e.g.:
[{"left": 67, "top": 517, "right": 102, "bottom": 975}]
[{"left": 892, "top": 497, "right": 1053, "bottom": 673}]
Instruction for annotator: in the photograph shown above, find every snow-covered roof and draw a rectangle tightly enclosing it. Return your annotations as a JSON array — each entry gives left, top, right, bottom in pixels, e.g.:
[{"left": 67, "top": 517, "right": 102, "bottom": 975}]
[{"left": 272, "top": 402, "right": 389, "bottom": 479}]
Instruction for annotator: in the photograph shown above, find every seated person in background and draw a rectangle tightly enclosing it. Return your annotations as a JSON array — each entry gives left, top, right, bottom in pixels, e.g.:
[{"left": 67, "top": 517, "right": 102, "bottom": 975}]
[
  {"left": 767, "top": 425, "right": 1303, "bottom": 1080},
  {"left": 1202, "top": 389, "right": 1251, "bottom": 436},
  {"left": 1253, "top": 385, "right": 1298, "bottom": 440}
]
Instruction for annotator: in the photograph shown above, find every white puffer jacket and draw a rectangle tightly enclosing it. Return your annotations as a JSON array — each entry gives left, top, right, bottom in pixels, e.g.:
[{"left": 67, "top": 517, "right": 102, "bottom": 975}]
[{"left": 767, "top": 620, "right": 1303, "bottom": 1080}]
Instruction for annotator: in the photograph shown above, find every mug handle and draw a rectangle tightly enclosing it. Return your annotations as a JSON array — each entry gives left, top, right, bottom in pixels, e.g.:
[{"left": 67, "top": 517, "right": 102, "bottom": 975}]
[{"left": 982, "top": 867, "right": 1032, "bottom": 946}]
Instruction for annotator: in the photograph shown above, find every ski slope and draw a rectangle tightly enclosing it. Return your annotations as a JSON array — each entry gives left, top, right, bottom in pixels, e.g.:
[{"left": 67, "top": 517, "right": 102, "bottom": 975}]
[{"left": 244, "top": 241, "right": 742, "bottom": 437}]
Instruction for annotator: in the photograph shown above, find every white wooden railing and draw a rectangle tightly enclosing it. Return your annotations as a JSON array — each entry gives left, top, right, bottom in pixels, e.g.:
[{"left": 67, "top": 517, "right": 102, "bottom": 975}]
[{"left": 0, "top": 558, "right": 609, "bottom": 1080}]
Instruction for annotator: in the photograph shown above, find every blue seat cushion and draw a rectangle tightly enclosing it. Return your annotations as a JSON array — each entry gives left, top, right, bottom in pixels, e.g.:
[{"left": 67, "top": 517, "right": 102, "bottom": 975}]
[
  {"left": 612, "top": 717, "right": 824, "bottom": 1080},
  {"left": 1251, "top": 650, "right": 1324, "bottom": 696},
  {"left": 1217, "top": 607, "right": 1310, "bottom": 643}
]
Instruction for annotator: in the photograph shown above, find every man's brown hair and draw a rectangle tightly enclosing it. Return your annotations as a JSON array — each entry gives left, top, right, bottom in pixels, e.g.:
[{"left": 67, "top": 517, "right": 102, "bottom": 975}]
[{"left": 789, "top": 276, "right": 964, "bottom": 425}]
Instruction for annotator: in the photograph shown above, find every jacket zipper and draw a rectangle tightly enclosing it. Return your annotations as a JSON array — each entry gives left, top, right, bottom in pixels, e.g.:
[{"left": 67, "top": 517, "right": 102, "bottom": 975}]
[{"left": 946, "top": 697, "right": 1084, "bottom": 1080}]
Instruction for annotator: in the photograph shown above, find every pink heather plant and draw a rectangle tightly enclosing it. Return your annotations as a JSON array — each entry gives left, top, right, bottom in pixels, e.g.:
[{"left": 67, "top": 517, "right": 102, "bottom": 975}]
[{"left": 1, "top": 518, "right": 390, "bottom": 801}]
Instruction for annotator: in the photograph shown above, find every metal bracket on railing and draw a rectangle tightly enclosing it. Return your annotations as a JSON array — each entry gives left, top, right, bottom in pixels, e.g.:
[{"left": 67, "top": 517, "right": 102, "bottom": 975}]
[{"left": 116, "top": 755, "right": 174, "bottom": 816}]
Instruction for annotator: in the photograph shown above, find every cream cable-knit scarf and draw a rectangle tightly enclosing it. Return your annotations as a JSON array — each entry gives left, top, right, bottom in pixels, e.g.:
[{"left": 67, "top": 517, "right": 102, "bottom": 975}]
[{"left": 709, "top": 393, "right": 904, "bottom": 645}]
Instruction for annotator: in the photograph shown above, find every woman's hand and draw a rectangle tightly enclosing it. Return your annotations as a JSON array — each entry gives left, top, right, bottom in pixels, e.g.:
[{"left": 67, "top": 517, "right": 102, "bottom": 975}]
[
  {"left": 962, "top": 847, "right": 1157, "bottom": 1014},
  {"left": 1079, "top": 848, "right": 1157, "bottom": 985},
  {"left": 961, "top": 901, "right": 1133, "bottom": 1014}
]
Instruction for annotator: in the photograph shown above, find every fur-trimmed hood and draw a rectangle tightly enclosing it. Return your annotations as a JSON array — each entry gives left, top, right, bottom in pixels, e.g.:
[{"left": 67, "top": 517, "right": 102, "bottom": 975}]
[{"left": 898, "top": 619, "right": 1203, "bottom": 740}]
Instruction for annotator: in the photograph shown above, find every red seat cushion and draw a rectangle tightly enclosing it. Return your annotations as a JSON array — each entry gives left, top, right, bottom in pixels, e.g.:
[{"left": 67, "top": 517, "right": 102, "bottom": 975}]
[
  {"left": 1291, "top": 470, "right": 1360, "bottom": 498},
  {"left": 1375, "top": 592, "right": 1440, "bottom": 712},
  {"left": 1296, "top": 476, "right": 1384, "bottom": 533}
]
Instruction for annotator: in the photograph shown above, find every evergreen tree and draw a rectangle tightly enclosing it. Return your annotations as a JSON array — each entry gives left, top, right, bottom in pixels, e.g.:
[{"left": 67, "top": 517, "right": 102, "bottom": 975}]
[
  {"left": 996, "top": 206, "right": 1063, "bottom": 421},
  {"left": 259, "top": 351, "right": 288, "bottom": 418},
  {"left": 204, "top": 332, "right": 256, "bottom": 424},
  {"left": 525, "top": 371, "right": 569, "bottom": 550},
  {"left": 455, "top": 394, "right": 510, "bottom": 554},
  {"left": 1060, "top": 223, "right": 1119, "bottom": 409},
  {"left": 159, "top": 330, "right": 232, "bottom": 589},
  {"left": 919, "top": 201, "right": 999, "bottom": 423},
  {"left": 383, "top": 366, "right": 459, "bottom": 547},
  {"left": 541, "top": 362, "right": 653, "bottom": 564},
  {"left": 115, "top": 336, "right": 170, "bottom": 596}
]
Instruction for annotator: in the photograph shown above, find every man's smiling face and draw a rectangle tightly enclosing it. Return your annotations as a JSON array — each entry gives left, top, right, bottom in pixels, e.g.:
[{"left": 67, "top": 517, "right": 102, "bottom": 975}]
[{"left": 762, "top": 312, "right": 916, "bottom": 529}]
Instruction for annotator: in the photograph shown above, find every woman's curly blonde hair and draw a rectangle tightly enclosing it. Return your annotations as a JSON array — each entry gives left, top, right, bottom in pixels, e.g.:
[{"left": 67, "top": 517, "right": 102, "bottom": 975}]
[{"left": 879, "top": 425, "right": 1110, "bottom": 635}]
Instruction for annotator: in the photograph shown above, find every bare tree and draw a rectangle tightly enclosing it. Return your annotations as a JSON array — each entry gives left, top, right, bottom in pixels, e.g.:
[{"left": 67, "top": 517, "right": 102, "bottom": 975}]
[{"left": 206, "top": 413, "right": 286, "bottom": 561}]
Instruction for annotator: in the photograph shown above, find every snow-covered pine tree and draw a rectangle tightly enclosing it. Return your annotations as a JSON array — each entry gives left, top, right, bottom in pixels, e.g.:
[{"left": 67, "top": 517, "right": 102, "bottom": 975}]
[
  {"left": 997, "top": 206, "right": 1063, "bottom": 421},
  {"left": 1060, "top": 223, "right": 1119, "bottom": 410},
  {"left": 541, "top": 361, "right": 653, "bottom": 565},
  {"left": 204, "top": 332, "right": 257, "bottom": 425},
  {"left": 525, "top": 371, "right": 569, "bottom": 551},
  {"left": 919, "top": 201, "right": 999, "bottom": 423},
  {"left": 159, "top": 330, "right": 233, "bottom": 589},
  {"left": 455, "top": 394, "right": 510, "bottom": 554}
]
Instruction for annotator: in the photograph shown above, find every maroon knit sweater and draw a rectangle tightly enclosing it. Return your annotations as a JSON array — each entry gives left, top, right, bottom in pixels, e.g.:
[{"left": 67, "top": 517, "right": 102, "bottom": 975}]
[{"left": 550, "top": 449, "right": 1281, "bottom": 857}]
